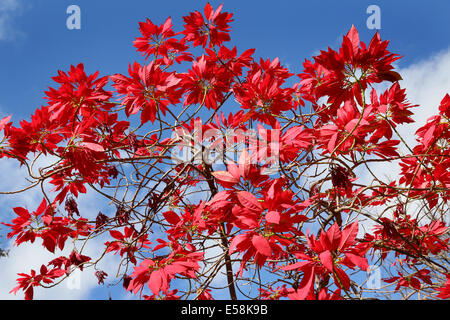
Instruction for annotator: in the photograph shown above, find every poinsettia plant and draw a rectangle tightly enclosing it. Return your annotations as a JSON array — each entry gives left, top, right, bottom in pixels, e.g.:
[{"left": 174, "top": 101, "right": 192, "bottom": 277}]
[{"left": 0, "top": 3, "right": 448, "bottom": 300}]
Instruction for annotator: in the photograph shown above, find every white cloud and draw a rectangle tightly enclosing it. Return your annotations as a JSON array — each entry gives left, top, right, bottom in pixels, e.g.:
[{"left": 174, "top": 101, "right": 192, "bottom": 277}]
[
  {"left": 0, "top": 233, "right": 122, "bottom": 300},
  {"left": 0, "top": 240, "right": 90, "bottom": 299},
  {"left": 355, "top": 47, "right": 450, "bottom": 232},
  {"left": 396, "top": 48, "right": 450, "bottom": 148},
  {"left": 0, "top": 155, "right": 121, "bottom": 300},
  {"left": 0, "top": 0, "right": 24, "bottom": 41},
  {"left": 299, "top": 47, "right": 450, "bottom": 235},
  {"left": 358, "top": 47, "right": 450, "bottom": 183}
]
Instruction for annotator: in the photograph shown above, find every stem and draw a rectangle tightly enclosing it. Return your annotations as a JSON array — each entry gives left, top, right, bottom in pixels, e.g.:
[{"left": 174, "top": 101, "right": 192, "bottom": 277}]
[
  {"left": 202, "top": 158, "right": 237, "bottom": 300},
  {"left": 220, "top": 222, "right": 237, "bottom": 300}
]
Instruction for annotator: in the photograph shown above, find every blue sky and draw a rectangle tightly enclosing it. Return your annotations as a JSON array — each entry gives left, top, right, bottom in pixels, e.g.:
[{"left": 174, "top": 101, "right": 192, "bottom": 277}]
[
  {"left": 0, "top": 0, "right": 449, "bottom": 300},
  {"left": 0, "top": 0, "right": 448, "bottom": 119}
]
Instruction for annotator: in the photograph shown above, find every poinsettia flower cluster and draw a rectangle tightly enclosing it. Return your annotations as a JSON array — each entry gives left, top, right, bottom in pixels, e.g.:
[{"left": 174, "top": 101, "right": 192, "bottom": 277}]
[
  {"left": 105, "top": 226, "right": 151, "bottom": 265},
  {"left": 133, "top": 17, "right": 193, "bottom": 65},
  {"left": 126, "top": 241, "right": 204, "bottom": 298},
  {"left": 299, "top": 26, "right": 402, "bottom": 117},
  {"left": 111, "top": 61, "right": 182, "bottom": 124},
  {"left": 366, "top": 205, "right": 448, "bottom": 259},
  {"left": 398, "top": 94, "right": 450, "bottom": 208},
  {"left": 383, "top": 269, "right": 432, "bottom": 292},
  {"left": 2, "top": 198, "right": 91, "bottom": 253},
  {"left": 233, "top": 57, "right": 296, "bottom": 125},
  {"left": 281, "top": 221, "right": 369, "bottom": 300},
  {"left": 0, "top": 3, "right": 448, "bottom": 300},
  {"left": 182, "top": 3, "right": 233, "bottom": 48}
]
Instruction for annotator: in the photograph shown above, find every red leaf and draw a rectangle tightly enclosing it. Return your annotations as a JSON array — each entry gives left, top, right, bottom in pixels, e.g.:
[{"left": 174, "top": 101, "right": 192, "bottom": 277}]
[
  {"left": 236, "top": 191, "right": 263, "bottom": 212},
  {"left": 163, "top": 211, "right": 180, "bottom": 225},
  {"left": 204, "top": 2, "right": 213, "bottom": 20},
  {"left": 24, "top": 287, "right": 34, "bottom": 300},
  {"left": 280, "top": 260, "right": 312, "bottom": 271},
  {"left": 41, "top": 233, "right": 57, "bottom": 253},
  {"left": 35, "top": 198, "right": 48, "bottom": 217},
  {"left": 321, "top": 223, "right": 341, "bottom": 252},
  {"left": 164, "top": 263, "right": 186, "bottom": 275},
  {"left": 251, "top": 234, "right": 272, "bottom": 256},
  {"left": 238, "top": 149, "right": 251, "bottom": 179},
  {"left": 334, "top": 267, "right": 350, "bottom": 290},
  {"left": 227, "top": 162, "right": 241, "bottom": 181},
  {"left": 345, "top": 253, "right": 369, "bottom": 271},
  {"left": 339, "top": 221, "right": 359, "bottom": 250},
  {"left": 409, "top": 277, "right": 421, "bottom": 290},
  {"left": 109, "top": 230, "right": 124, "bottom": 240},
  {"left": 0, "top": 115, "right": 11, "bottom": 131},
  {"left": 319, "top": 250, "right": 334, "bottom": 272},
  {"left": 438, "top": 94, "right": 450, "bottom": 117},
  {"left": 12, "top": 206, "right": 30, "bottom": 218},
  {"left": 229, "top": 233, "right": 249, "bottom": 255},
  {"left": 265, "top": 211, "right": 280, "bottom": 224},
  {"left": 51, "top": 268, "right": 67, "bottom": 278},
  {"left": 208, "top": 190, "right": 231, "bottom": 204},
  {"left": 290, "top": 266, "right": 315, "bottom": 300},
  {"left": 346, "top": 25, "right": 360, "bottom": 55},
  {"left": 211, "top": 171, "right": 239, "bottom": 187},
  {"left": 81, "top": 142, "right": 104, "bottom": 152},
  {"left": 149, "top": 270, "right": 162, "bottom": 295}
]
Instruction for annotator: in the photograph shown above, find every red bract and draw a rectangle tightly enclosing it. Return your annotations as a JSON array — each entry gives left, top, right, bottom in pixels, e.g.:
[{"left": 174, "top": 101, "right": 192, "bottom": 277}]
[
  {"left": 207, "top": 46, "right": 255, "bottom": 77},
  {"left": 223, "top": 178, "right": 310, "bottom": 275},
  {"left": 394, "top": 97, "right": 450, "bottom": 209},
  {"left": 2, "top": 198, "right": 94, "bottom": 253},
  {"left": 182, "top": 3, "right": 233, "bottom": 48},
  {"left": 133, "top": 17, "right": 193, "bottom": 65},
  {"left": 105, "top": 226, "right": 151, "bottom": 265},
  {"left": 111, "top": 61, "right": 182, "bottom": 124},
  {"left": 384, "top": 269, "right": 432, "bottom": 291},
  {"left": 233, "top": 58, "right": 294, "bottom": 125},
  {"left": 228, "top": 231, "right": 276, "bottom": 275},
  {"left": 10, "top": 265, "right": 65, "bottom": 300},
  {"left": 179, "top": 55, "right": 232, "bottom": 110},
  {"left": 126, "top": 242, "right": 203, "bottom": 297},
  {"left": 318, "top": 99, "right": 371, "bottom": 155},
  {"left": 281, "top": 221, "right": 369, "bottom": 299},
  {"left": 211, "top": 149, "right": 269, "bottom": 189},
  {"left": 10, "top": 270, "right": 39, "bottom": 300},
  {"left": 2, "top": 107, "right": 64, "bottom": 160},
  {"left": 197, "top": 288, "right": 214, "bottom": 300},
  {"left": 69, "top": 250, "right": 91, "bottom": 270},
  {"left": 370, "top": 210, "right": 448, "bottom": 259},
  {"left": 47, "top": 250, "right": 91, "bottom": 273},
  {"left": 258, "top": 285, "right": 290, "bottom": 300},
  {"left": 299, "top": 26, "right": 401, "bottom": 115},
  {"left": 95, "top": 270, "right": 108, "bottom": 285},
  {"left": 438, "top": 94, "right": 450, "bottom": 118},
  {"left": 143, "top": 289, "right": 181, "bottom": 300},
  {"left": 436, "top": 275, "right": 450, "bottom": 299},
  {"left": 277, "top": 125, "right": 313, "bottom": 163},
  {"left": 45, "top": 63, "right": 112, "bottom": 124},
  {"left": 0, "top": 114, "right": 11, "bottom": 132},
  {"left": 2, "top": 198, "right": 48, "bottom": 246}
]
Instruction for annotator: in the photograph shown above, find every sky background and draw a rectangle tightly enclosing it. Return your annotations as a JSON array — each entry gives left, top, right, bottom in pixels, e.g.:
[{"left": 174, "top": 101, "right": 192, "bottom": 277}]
[{"left": 0, "top": 0, "right": 449, "bottom": 300}]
